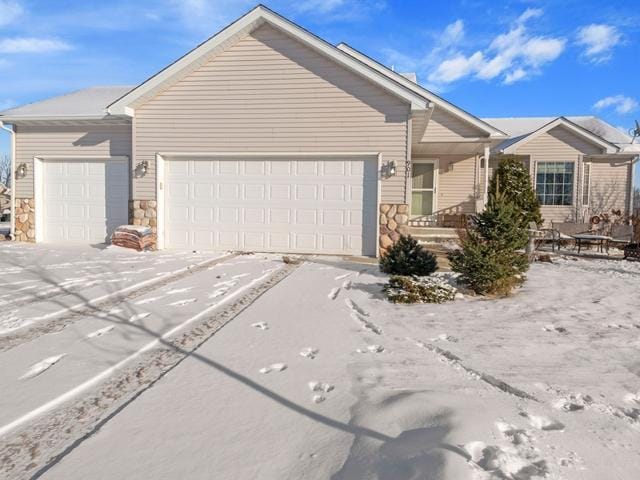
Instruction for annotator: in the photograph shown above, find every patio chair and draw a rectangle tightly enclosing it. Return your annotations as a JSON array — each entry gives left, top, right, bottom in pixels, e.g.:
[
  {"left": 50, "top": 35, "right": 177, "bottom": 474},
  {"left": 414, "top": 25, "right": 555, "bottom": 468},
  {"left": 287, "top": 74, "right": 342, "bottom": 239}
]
[
  {"left": 550, "top": 222, "right": 591, "bottom": 252},
  {"left": 608, "top": 224, "right": 634, "bottom": 254}
]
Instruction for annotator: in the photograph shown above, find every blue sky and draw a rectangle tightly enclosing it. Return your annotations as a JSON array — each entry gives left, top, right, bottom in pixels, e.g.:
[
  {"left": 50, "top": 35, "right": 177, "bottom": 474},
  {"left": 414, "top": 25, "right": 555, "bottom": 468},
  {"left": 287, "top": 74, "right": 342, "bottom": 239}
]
[{"left": 1, "top": 0, "right": 639, "bottom": 180}]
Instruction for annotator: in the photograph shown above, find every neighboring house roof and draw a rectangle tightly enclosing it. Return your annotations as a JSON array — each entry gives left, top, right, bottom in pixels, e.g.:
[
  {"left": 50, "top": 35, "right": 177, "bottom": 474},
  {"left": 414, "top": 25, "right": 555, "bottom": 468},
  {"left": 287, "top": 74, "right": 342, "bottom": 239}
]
[
  {"left": 0, "top": 86, "right": 134, "bottom": 120},
  {"left": 108, "top": 5, "right": 428, "bottom": 114},
  {"left": 483, "top": 116, "right": 632, "bottom": 155},
  {"left": 337, "top": 43, "right": 507, "bottom": 138}
]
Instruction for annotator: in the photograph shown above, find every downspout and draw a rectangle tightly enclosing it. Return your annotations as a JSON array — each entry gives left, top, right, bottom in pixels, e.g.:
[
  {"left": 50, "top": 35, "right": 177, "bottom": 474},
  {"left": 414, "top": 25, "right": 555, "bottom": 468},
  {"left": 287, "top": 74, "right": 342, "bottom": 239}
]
[
  {"left": 630, "top": 155, "right": 639, "bottom": 219},
  {"left": 483, "top": 144, "right": 491, "bottom": 207},
  {"left": 0, "top": 121, "right": 15, "bottom": 240}
]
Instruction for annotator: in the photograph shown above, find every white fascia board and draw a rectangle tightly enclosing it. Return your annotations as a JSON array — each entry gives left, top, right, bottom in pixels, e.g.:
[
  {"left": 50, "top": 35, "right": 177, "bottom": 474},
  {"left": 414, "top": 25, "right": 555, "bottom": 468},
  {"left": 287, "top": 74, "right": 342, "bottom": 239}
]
[
  {"left": 0, "top": 115, "right": 131, "bottom": 125},
  {"left": 337, "top": 43, "right": 508, "bottom": 138},
  {"left": 502, "top": 117, "right": 619, "bottom": 154},
  {"left": 108, "top": 5, "right": 427, "bottom": 116}
]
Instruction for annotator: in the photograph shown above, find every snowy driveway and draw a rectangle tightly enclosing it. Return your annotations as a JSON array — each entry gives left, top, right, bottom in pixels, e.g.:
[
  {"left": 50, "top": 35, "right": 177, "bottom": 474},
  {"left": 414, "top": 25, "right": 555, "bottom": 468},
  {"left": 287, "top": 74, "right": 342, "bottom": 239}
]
[{"left": 2, "top": 246, "right": 640, "bottom": 480}]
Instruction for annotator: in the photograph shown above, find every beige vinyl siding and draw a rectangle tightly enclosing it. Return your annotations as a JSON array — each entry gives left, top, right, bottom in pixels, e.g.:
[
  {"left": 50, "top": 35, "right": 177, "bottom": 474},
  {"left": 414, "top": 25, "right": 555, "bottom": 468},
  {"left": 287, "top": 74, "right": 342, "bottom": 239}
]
[
  {"left": 134, "top": 24, "right": 410, "bottom": 203},
  {"left": 515, "top": 126, "right": 604, "bottom": 224},
  {"left": 413, "top": 154, "right": 478, "bottom": 215},
  {"left": 420, "top": 108, "right": 486, "bottom": 141},
  {"left": 587, "top": 157, "right": 631, "bottom": 214},
  {"left": 14, "top": 124, "right": 132, "bottom": 198}
]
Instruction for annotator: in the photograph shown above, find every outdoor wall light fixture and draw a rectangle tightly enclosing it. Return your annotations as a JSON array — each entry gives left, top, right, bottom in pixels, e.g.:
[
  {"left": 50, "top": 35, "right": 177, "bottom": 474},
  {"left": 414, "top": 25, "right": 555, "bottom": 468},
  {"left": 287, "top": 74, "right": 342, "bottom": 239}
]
[
  {"left": 135, "top": 160, "right": 149, "bottom": 177},
  {"left": 383, "top": 160, "right": 397, "bottom": 177},
  {"left": 16, "top": 163, "right": 27, "bottom": 179}
]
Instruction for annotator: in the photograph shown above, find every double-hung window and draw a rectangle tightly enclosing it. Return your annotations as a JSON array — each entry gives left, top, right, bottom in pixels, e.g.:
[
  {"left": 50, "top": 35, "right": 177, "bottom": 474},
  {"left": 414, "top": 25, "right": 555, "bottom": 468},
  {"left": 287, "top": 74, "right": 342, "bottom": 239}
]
[{"left": 536, "top": 162, "right": 574, "bottom": 206}]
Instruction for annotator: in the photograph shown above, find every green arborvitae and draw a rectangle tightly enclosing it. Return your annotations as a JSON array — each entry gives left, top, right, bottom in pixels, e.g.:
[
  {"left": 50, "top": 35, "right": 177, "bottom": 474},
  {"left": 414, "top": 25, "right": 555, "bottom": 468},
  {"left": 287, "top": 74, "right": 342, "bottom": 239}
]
[
  {"left": 379, "top": 235, "right": 438, "bottom": 277},
  {"left": 489, "top": 156, "right": 543, "bottom": 227},
  {"left": 449, "top": 191, "right": 529, "bottom": 296}
]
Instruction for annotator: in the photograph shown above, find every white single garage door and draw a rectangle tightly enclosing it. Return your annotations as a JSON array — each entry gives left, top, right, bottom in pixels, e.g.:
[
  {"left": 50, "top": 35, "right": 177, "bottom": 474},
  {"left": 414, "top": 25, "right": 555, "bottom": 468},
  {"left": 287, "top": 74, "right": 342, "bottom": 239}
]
[
  {"left": 163, "top": 156, "right": 378, "bottom": 255},
  {"left": 43, "top": 158, "right": 129, "bottom": 243}
]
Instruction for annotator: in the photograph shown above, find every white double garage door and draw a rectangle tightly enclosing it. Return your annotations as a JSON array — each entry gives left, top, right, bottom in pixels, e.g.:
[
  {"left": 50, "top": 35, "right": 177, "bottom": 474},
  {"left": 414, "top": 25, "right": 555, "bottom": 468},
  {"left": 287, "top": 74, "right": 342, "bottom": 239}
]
[{"left": 42, "top": 156, "right": 378, "bottom": 256}]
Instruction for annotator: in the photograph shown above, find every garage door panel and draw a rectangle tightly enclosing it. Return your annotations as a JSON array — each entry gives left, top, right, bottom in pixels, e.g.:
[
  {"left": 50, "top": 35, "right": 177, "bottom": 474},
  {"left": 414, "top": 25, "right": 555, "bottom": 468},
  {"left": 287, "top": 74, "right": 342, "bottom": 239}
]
[
  {"left": 164, "top": 157, "right": 377, "bottom": 255},
  {"left": 43, "top": 159, "right": 128, "bottom": 244}
]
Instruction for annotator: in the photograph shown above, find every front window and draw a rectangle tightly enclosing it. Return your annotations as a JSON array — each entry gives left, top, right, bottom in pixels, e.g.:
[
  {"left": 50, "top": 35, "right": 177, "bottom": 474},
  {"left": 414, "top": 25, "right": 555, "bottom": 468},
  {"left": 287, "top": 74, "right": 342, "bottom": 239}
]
[{"left": 536, "top": 162, "right": 574, "bottom": 206}]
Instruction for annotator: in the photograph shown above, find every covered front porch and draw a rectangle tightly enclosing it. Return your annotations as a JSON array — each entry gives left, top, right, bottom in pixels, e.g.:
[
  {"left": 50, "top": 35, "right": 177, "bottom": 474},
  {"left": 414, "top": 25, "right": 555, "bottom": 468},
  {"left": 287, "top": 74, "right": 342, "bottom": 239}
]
[{"left": 408, "top": 139, "right": 496, "bottom": 228}]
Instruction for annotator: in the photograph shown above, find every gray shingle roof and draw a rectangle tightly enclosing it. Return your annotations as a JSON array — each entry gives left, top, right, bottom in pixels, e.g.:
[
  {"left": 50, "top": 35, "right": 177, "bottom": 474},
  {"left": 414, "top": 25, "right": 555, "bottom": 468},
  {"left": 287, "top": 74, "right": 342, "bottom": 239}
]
[
  {"left": 0, "top": 86, "right": 134, "bottom": 118},
  {"left": 482, "top": 116, "right": 633, "bottom": 147}
]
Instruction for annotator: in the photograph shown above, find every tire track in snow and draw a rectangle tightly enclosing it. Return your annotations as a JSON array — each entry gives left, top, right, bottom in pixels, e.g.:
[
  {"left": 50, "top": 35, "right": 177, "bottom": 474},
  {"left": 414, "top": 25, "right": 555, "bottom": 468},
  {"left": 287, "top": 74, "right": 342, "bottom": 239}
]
[
  {"left": 0, "top": 262, "right": 299, "bottom": 480},
  {"left": 0, "top": 253, "right": 238, "bottom": 353},
  {"left": 409, "top": 337, "right": 538, "bottom": 402}
]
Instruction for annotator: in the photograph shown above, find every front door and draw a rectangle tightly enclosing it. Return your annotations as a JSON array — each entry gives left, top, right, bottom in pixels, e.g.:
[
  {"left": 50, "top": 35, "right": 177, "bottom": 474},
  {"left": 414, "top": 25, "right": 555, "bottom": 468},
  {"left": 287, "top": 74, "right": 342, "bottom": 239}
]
[{"left": 411, "top": 160, "right": 438, "bottom": 217}]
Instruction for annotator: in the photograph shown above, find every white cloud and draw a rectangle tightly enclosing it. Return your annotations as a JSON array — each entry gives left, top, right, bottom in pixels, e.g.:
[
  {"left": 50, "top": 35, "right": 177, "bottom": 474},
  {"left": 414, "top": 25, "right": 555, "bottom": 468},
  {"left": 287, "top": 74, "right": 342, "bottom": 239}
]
[
  {"left": 0, "top": 37, "right": 72, "bottom": 54},
  {"left": 296, "top": 0, "right": 347, "bottom": 14},
  {"left": 293, "top": 0, "right": 386, "bottom": 21},
  {"left": 442, "top": 19, "right": 465, "bottom": 44},
  {"left": 504, "top": 68, "right": 527, "bottom": 84},
  {"left": 428, "top": 51, "right": 484, "bottom": 84},
  {"left": 593, "top": 95, "right": 638, "bottom": 115},
  {"left": 517, "top": 8, "right": 543, "bottom": 24},
  {"left": 577, "top": 24, "right": 621, "bottom": 63},
  {"left": 0, "top": 0, "right": 22, "bottom": 26},
  {"left": 418, "top": 9, "right": 565, "bottom": 87}
]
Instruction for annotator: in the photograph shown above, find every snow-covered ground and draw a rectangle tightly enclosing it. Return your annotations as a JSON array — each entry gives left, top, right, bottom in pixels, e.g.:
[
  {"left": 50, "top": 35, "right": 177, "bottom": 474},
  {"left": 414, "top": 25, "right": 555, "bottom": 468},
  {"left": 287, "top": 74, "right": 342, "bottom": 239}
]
[{"left": 1, "top": 245, "right": 640, "bottom": 479}]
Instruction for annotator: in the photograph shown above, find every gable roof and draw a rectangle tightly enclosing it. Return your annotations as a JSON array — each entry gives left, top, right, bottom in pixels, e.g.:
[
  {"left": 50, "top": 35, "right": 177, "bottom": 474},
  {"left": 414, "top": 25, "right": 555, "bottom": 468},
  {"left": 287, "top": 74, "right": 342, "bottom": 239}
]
[
  {"left": 485, "top": 116, "right": 620, "bottom": 154},
  {"left": 0, "top": 86, "right": 133, "bottom": 121},
  {"left": 108, "top": 5, "right": 428, "bottom": 115},
  {"left": 336, "top": 43, "right": 507, "bottom": 138}
]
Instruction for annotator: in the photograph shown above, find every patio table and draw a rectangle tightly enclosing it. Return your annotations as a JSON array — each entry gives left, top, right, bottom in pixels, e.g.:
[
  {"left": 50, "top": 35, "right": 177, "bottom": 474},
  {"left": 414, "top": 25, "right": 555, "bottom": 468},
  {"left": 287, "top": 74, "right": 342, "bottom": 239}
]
[{"left": 572, "top": 234, "right": 612, "bottom": 254}]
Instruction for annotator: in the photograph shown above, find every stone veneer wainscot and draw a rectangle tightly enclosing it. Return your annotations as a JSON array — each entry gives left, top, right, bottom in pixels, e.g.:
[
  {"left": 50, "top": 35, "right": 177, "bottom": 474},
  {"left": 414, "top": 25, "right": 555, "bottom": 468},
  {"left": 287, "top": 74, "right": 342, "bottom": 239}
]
[
  {"left": 14, "top": 198, "right": 35, "bottom": 242},
  {"left": 379, "top": 203, "right": 409, "bottom": 255},
  {"left": 130, "top": 200, "right": 157, "bottom": 233}
]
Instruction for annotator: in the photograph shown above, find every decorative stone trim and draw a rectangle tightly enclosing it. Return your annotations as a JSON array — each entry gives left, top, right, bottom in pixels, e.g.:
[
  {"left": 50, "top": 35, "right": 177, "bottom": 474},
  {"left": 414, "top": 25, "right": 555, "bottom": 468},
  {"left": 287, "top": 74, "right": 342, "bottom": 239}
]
[
  {"left": 379, "top": 203, "right": 409, "bottom": 255},
  {"left": 15, "top": 198, "right": 36, "bottom": 242},
  {"left": 130, "top": 200, "right": 157, "bottom": 233}
]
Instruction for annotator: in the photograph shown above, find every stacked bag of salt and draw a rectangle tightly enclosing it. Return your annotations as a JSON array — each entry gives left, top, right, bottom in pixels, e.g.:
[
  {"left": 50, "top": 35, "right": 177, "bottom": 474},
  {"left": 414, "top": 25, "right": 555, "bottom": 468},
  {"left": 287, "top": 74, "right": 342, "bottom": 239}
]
[{"left": 111, "top": 225, "right": 156, "bottom": 251}]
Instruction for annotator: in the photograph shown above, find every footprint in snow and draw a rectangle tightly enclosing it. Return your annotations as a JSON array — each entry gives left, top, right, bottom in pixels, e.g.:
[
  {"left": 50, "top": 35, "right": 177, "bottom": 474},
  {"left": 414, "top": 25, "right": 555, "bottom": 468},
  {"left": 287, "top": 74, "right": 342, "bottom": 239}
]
[
  {"left": 543, "top": 324, "right": 568, "bottom": 334},
  {"left": 169, "top": 298, "right": 197, "bottom": 307},
  {"left": 20, "top": 354, "right": 66, "bottom": 380},
  {"left": 356, "top": 345, "right": 385, "bottom": 353},
  {"left": 252, "top": 322, "right": 269, "bottom": 330},
  {"left": 520, "top": 411, "right": 565, "bottom": 431},
  {"left": 129, "top": 313, "right": 151, "bottom": 323},
  {"left": 328, "top": 287, "right": 340, "bottom": 300},
  {"left": 87, "top": 326, "right": 115, "bottom": 338},
  {"left": 135, "top": 296, "right": 162, "bottom": 305},
  {"left": 430, "top": 333, "right": 458, "bottom": 343},
  {"left": 300, "top": 347, "right": 318, "bottom": 359},
  {"left": 309, "top": 381, "right": 334, "bottom": 403},
  {"left": 624, "top": 392, "right": 640, "bottom": 405},
  {"left": 97, "top": 307, "right": 123, "bottom": 318},
  {"left": 164, "top": 287, "right": 192, "bottom": 295},
  {"left": 259, "top": 363, "right": 287, "bottom": 374},
  {"left": 209, "top": 287, "right": 230, "bottom": 299}
]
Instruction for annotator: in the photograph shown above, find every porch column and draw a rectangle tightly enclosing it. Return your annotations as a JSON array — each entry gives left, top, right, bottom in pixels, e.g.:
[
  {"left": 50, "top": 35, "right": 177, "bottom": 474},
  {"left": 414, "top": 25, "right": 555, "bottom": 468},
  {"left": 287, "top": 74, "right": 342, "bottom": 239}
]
[{"left": 483, "top": 144, "right": 491, "bottom": 208}]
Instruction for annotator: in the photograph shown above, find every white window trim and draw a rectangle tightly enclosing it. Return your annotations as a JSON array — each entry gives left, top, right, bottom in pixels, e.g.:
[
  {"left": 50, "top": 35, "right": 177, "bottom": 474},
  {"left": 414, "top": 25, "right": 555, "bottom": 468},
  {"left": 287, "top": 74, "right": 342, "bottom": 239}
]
[{"left": 535, "top": 160, "right": 576, "bottom": 208}]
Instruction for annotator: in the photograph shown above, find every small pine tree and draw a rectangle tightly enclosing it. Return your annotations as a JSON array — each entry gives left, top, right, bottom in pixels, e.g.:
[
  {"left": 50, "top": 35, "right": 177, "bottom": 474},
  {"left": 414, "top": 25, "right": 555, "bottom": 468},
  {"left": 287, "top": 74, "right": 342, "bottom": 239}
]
[
  {"left": 449, "top": 191, "right": 529, "bottom": 296},
  {"left": 380, "top": 235, "right": 438, "bottom": 277},
  {"left": 489, "top": 156, "right": 542, "bottom": 227}
]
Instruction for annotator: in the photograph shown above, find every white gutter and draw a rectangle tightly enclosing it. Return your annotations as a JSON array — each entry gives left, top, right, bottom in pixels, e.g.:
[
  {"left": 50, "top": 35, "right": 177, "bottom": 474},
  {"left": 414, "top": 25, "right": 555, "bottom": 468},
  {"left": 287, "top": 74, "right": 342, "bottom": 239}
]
[{"left": 0, "top": 121, "right": 15, "bottom": 239}]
